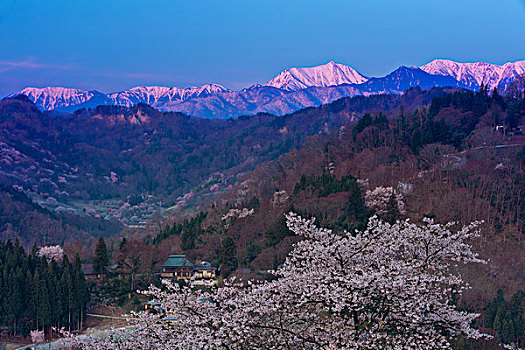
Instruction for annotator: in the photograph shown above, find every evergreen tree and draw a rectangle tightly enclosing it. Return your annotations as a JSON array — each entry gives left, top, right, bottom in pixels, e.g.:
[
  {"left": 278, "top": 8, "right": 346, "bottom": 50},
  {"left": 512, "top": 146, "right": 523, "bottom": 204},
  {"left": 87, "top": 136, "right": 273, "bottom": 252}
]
[
  {"left": 219, "top": 236, "right": 238, "bottom": 276},
  {"left": 0, "top": 244, "right": 93, "bottom": 335},
  {"left": 119, "top": 237, "right": 127, "bottom": 250},
  {"left": 485, "top": 290, "right": 525, "bottom": 347},
  {"left": 38, "top": 280, "right": 51, "bottom": 330},
  {"left": 74, "top": 254, "right": 88, "bottom": 330},
  {"left": 383, "top": 192, "right": 401, "bottom": 224},
  {"left": 343, "top": 183, "right": 369, "bottom": 232},
  {"left": 493, "top": 314, "right": 502, "bottom": 336},
  {"left": 502, "top": 318, "right": 516, "bottom": 344},
  {"left": 518, "top": 146, "right": 525, "bottom": 166},
  {"left": 181, "top": 228, "right": 196, "bottom": 251},
  {"left": 93, "top": 237, "right": 109, "bottom": 273},
  {"left": 266, "top": 216, "right": 293, "bottom": 247}
]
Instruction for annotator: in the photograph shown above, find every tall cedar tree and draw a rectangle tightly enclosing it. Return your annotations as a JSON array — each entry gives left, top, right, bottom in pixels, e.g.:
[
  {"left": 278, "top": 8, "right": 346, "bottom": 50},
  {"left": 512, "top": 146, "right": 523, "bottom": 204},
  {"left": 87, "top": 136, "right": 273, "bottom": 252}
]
[
  {"left": 93, "top": 237, "right": 109, "bottom": 273},
  {"left": 219, "top": 236, "right": 238, "bottom": 276},
  {"left": 383, "top": 192, "right": 401, "bottom": 224},
  {"left": 0, "top": 240, "right": 88, "bottom": 336}
]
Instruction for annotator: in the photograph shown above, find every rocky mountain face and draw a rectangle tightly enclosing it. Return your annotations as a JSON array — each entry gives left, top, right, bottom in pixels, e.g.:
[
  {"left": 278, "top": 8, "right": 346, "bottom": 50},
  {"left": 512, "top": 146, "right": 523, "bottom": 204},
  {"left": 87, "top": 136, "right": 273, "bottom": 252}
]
[
  {"left": 7, "top": 59, "right": 525, "bottom": 118},
  {"left": 264, "top": 61, "right": 368, "bottom": 90},
  {"left": 108, "top": 84, "right": 231, "bottom": 108},
  {"left": 420, "top": 59, "right": 525, "bottom": 90},
  {"left": 14, "top": 87, "right": 111, "bottom": 111}
]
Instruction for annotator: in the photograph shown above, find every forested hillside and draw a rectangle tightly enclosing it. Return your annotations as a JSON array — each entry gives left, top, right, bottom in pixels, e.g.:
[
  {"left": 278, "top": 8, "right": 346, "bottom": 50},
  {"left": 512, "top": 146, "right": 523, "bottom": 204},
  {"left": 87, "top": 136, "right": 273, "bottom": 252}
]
[
  {"left": 133, "top": 88, "right": 525, "bottom": 348},
  {"left": 1, "top": 85, "right": 524, "bottom": 348},
  {"left": 0, "top": 240, "right": 88, "bottom": 337},
  {"left": 0, "top": 88, "right": 445, "bottom": 245}
]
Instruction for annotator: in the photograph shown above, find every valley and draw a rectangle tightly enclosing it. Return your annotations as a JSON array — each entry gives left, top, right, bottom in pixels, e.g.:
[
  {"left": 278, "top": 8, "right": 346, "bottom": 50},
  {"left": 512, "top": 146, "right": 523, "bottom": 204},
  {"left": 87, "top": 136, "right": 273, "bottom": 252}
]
[
  {"left": 2, "top": 0, "right": 525, "bottom": 348},
  {"left": 1, "top": 73, "right": 524, "bottom": 349}
]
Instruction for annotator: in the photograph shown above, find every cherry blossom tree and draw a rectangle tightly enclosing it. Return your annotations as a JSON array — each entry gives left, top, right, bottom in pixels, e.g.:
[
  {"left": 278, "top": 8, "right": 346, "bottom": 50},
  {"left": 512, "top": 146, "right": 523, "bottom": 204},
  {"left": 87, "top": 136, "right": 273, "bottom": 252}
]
[
  {"left": 30, "top": 329, "right": 45, "bottom": 343},
  {"left": 365, "top": 186, "right": 406, "bottom": 216},
  {"left": 38, "top": 245, "right": 64, "bottom": 262},
  {"left": 222, "top": 207, "right": 255, "bottom": 228},
  {"left": 69, "top": 213, "right": 487, "bottom": 349},
  {"left": 271, "top": 190, "right": 290, "bottom": 207}
]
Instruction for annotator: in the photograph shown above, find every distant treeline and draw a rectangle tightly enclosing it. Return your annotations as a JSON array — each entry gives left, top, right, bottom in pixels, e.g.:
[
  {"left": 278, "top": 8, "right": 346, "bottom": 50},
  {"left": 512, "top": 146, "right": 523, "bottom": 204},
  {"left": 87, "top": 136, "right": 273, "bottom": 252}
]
[
  {"left": 0, "top": 240, "right": 88, "bottom": 337},
  {"left": 152, "top": 211, "right": 208, "bottom": 249}
]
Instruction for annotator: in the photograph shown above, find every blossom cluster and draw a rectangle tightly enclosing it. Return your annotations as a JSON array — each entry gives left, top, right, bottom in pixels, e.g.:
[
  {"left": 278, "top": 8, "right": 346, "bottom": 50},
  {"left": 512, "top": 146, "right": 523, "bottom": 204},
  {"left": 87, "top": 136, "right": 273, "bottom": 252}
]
[
  {"left": 30, "top": 329, "right": 45, "bottom": 343},
  {"left": 222, "top": 208, "right": 255, "bottom": 221},
  {"left": 271, "top": 190, "right": 289, "bottom": 207},
  {"left": 69, "top": 213, "right": 487, "bottom": 349},
  {"left": 364, "top": 186, "right": 406, "bottom": 215},
  {"left": 38, "top": 245, "right": 64, "bottom": 262},
  {"left": 222, "top": 208, "right": 255, "bottom": 228}
]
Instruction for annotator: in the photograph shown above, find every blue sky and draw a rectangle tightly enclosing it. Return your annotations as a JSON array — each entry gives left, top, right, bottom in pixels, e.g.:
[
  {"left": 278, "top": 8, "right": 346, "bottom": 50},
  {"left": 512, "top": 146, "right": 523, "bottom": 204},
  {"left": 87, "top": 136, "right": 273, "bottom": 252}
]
[{"left": 0, "top": 0, "right": 524, "bottom": 96}]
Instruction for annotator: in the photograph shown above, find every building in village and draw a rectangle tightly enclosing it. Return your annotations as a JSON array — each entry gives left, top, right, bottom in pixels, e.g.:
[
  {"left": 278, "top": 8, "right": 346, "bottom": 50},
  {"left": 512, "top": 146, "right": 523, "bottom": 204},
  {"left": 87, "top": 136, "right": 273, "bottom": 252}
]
[
  {"left": 145, "top": 301, "right": 164, "bottom": 314},
  {"left": 160, "top": 255, "right": 217, "bottom": 286},
  {"left": 81, "top": 262, "right": 131, "bottom": 281},
  {"left": 81, "top": 262, "right": 107, "bottom": 280}
]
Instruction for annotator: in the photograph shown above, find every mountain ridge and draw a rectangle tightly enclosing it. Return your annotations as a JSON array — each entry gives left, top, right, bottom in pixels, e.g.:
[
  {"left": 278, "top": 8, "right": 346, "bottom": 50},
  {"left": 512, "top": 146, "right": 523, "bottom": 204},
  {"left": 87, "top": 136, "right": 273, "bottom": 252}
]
[
  {"left": 264, "top": 61, "right": 368, "bottom": 90},
  {"left": 420, "top": 59, "right": 525, "bottom": 90},
  {"left": 7, "top": 59, "right": 524, "bottom": 118}
]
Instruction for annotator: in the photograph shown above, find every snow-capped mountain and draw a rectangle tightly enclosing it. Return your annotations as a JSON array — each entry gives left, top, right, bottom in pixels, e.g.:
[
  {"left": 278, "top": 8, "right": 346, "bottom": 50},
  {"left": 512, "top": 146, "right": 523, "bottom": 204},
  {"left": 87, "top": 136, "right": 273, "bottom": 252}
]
[
  {"left": 108, "top": 84, "right": 230, "bottom": 107},
  {"left": 420, "top": 59, "right": 525, "bottom": 90},
  {"left": 11, "top": 87, "right": 108, "bottom": 111},
  {"left": 359, "top": 66, "right": 465, "bottom": 94},
  {"left": 166, "top": 67, "right": 465, "bottom": 118},
  {"left": 265, "top": 61, "right": 368, "bottom": 91},
  {"left": 10, "top": 84, "right": 231, "bottom": 113},
  {"left": 7, "top": 59, "right": 524, "bottom": 118}
]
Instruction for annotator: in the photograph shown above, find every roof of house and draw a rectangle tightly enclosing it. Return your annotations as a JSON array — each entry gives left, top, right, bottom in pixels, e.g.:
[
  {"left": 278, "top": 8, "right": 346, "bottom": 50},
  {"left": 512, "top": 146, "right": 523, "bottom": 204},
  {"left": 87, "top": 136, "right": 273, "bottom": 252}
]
[
  {"left": 81, "top": 262, "right": 106, "bottom": 275},
  {"left": 162, "top": 255, "right": 194, "bottom": 268},
  {"left": 194, "top": 265, "right": 217, "bottom": 271}
]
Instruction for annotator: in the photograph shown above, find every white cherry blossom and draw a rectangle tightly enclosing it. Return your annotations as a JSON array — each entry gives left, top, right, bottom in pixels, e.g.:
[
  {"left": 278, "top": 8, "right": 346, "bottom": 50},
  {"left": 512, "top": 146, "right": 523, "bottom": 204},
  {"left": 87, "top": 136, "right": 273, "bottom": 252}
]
[{"left": 69, "top": 213, "right": 488, "bottom": 349}]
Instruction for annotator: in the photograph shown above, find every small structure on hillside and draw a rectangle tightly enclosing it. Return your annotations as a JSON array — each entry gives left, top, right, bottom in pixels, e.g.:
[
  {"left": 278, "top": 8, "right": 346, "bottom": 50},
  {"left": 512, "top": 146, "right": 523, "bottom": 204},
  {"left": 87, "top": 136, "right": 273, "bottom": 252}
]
[
  {"left": 81, "top": 263, "right": 107, "bottom": 280},
  {"left": 145, "top": 301, "right": 165, "bottom": 314},
  {"left": 161, "top": 255, "right": 194, "bottom": 281},
  {"left": 192, "top": 261, "right": 218, "bottom": 286},
  {"left": 161, "top": 255, "right": 218, "bottom": 286}
]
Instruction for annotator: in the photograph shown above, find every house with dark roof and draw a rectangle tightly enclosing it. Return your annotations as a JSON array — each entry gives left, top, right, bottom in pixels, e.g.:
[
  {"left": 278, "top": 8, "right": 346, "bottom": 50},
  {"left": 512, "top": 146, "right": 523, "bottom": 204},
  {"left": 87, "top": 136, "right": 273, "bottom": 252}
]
[
  {"left": 81, "top": 262, "right": 107, "bottom": 280},
  {"left": 161, "top": 255, "right": 194, "bottom": 281},
  {"left": 160, "top": 255, "right": 218, "bottom": 286}
]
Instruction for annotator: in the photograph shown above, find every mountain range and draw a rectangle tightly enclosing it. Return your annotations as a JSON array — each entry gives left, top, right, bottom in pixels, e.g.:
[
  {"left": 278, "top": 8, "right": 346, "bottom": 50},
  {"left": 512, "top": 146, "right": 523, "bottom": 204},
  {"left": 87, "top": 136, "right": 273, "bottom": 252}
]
[{"left": 7, "top": 59, "right": 525, "bottom": 118}]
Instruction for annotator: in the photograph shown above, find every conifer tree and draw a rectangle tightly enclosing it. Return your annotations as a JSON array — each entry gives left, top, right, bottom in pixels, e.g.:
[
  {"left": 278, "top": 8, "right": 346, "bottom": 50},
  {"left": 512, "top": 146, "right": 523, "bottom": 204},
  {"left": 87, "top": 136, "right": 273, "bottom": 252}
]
[
  {"left": 219, "top": 236, "right": 238, "bottom": 276},
  {"left": 93, "top": 237, "right": 109, "bottom": 273},
  {"left": 0, "top": 240, "right": 88, "bottom": 336},
  {"left": 383, "top": 191, "right": 401, "bottom": 224},
  {"left": 74, "top": 254, "right": 88, "bottom": 330}
]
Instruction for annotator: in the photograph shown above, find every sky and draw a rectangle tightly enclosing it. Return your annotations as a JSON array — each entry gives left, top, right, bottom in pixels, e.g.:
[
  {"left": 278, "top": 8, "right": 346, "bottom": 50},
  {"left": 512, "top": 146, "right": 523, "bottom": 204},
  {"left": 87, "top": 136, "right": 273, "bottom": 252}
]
[{"left": 0, "top": 0, "right": 524, "bottom": 96}]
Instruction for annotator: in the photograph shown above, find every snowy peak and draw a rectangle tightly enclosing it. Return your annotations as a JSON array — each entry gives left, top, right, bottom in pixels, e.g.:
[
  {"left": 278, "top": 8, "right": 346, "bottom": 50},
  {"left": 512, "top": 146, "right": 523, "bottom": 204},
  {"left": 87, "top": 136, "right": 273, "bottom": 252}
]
[
  {"left": 8, "top": 58, "right": 525, "bottom": 118},
  {"left": 420, "top": 59, "right": 525, "bottom": 90},
  {"left": 10, "top": 87, "right": 101, "bottom": 111},
  {"left": 108, "top": 84, "right": 231, "bottom": 107},
  {"left": 10, "top": 84, "right": 232, "bottom": 111},
  {"left": 265, "top": 61, "right": 368, "bottom": 91},
  {"left": 192, "top": 83, "right": 230, "bottom": 94}
]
